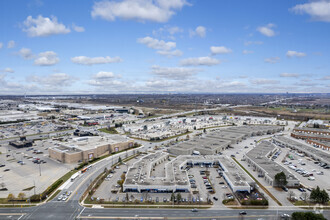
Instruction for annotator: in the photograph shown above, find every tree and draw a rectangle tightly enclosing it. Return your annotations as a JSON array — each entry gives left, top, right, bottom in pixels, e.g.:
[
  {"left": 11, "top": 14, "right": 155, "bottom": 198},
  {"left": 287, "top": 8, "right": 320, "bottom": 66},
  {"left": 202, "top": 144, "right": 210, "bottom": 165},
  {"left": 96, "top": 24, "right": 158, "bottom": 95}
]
[
  {"left": 176, "top": 193, "right": 182, "bottom": 203},
  {"left": 7, "top": 193, "right": 15, "bottom": 201},
  {"left": 292, "top": 211, "right": 326, "bottom": 220},
  {"left": 118, "top": 157, "right": 122, "bottom": 164},
  {"left": 125, "top": 193, "right": 129, "bottom": 202},
  {"left": 170, "top": 192, "right": 175, "bottom": 202},
  {"left": 18, "top": 192, "right": 26, "bottom": 200},
  {"left": 301, "top": 192, "right": 309, "bottom": 202},
  {"left": 288, "top": 191, "right": 296, "bottom": 201},
  {"left": 310, "top": 186, "right": 329, "bottom": 204},
  {"left": 274, "top": 172, "right": 287, "bottom": 187}
]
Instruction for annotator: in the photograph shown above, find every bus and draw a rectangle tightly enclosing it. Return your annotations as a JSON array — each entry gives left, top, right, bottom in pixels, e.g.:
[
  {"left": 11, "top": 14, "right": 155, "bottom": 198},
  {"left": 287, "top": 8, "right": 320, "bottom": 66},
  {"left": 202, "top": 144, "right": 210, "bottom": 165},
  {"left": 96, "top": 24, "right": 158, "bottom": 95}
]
[
  {"left": 81, "top": 165, "right": 93, "bottom": 173},
  {"left": 70, "top": 172, "right": 80, "bottom": 181}
]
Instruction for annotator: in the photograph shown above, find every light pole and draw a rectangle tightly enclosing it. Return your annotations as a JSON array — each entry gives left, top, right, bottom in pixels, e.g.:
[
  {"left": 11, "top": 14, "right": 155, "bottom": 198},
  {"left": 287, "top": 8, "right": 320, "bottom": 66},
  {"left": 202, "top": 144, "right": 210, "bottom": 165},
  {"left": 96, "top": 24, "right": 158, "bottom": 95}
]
[{"left": 39, "top": 163, "right": 41, "bottom": 176}]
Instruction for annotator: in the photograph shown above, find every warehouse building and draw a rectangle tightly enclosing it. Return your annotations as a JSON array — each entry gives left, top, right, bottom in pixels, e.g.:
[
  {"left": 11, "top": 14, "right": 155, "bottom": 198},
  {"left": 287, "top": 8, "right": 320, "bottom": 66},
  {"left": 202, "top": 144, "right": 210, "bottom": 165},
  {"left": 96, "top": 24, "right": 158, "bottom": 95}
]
[
  {"left": 306, "top": 140, "right": 330, "bottom": 151},
  {"left": 244, "top": 141, "right": 300, "bottom": 187},
  {"left": 218, "top": 156, "right": 255, "bottom": 193},
  {"left": 293, "top": 127, "right": 330, "bottom": 136},
  {"left": 225, "top": 125, "right": 284, "bottom": 137},
  {"left": 168, "top": 125, "right": 284, "bottom": 156},
  {"left": 272, "top": 136, "right": 330, "bottom": 163},
  {"left": 291, "top": 132, "right": 330, "bottom": 142},
  {"left": 123, "top": 153, "right": 254, "bottom": 193},
  {"left": 123, "top": 152, "right": 190, "bottom": 193},
  {"left": 49, "top": 135, "right": 134, "bottom": 163},
  {"left": 168, "top": 137, "right": 231, "bottom": 155}
]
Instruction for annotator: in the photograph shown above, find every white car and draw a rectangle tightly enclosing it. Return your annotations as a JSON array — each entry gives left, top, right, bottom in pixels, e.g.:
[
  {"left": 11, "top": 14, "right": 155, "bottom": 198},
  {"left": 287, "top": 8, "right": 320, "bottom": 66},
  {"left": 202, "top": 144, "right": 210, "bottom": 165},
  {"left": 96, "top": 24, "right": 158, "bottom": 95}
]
[{"left": 308, "top": 176, "right": 315, "bottom": 181}]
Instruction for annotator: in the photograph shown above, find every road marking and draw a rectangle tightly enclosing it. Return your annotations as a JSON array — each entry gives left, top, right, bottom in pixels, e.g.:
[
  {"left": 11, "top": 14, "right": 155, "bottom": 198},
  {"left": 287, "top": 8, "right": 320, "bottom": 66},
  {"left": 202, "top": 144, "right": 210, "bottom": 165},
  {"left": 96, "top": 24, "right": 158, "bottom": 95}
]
[
  {"left": 17, "top": 214, "right": 25, "bottom": 220},
  {"left": 0, "top": 213, "right": 26, "bottom": 216},
  {"left": 77, "top": 207, "right": 86, "bottom": 218},
  {"left": 78, "top": 215, "right": 277, "bottom": 219}
]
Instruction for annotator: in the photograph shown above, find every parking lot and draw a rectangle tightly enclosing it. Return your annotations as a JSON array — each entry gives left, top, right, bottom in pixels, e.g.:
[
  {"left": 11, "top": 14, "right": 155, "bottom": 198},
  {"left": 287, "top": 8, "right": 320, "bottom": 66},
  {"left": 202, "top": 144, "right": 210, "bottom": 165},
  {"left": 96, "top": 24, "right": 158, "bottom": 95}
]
[
  {"left": 0, "top": 140, "right": 74, "bottom": 198},
  {"left": 0, "top": 120, "right": 71, "bottom": 140},
  {"left": 92, "top": 153, "right": 235, "bottom": 207}
]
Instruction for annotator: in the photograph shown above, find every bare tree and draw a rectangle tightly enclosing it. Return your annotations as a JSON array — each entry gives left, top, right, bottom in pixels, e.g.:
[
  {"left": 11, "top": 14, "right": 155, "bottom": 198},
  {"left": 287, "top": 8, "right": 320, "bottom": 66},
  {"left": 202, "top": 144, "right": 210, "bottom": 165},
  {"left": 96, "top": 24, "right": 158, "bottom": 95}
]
[
  {"left": 288, "top": 191, "right": 295, "bottom": 201},
  {"left": 301, "top": 192, "right": 309, "bottom": 202}
]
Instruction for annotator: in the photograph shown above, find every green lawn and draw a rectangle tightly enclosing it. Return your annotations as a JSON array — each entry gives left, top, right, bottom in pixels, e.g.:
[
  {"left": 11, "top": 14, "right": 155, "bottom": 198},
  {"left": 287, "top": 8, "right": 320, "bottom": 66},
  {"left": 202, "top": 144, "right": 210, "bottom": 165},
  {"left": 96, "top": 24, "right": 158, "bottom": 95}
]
[{"left": 98, "top": 128, "right": 119, "bottom": 134}]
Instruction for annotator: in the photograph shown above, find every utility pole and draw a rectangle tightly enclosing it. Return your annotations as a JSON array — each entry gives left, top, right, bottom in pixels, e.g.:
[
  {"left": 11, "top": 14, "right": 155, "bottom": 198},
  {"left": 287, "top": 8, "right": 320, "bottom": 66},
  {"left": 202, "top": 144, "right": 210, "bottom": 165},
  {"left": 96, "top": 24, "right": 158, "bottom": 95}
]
[{"left": 39, "top": 163, "right": 41, "bottom": 176}]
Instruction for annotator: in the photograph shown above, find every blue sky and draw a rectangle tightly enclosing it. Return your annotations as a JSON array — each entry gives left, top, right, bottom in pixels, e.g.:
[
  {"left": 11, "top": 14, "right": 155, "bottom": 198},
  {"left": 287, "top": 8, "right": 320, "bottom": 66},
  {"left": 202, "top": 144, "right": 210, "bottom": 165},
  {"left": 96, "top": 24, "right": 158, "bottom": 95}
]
[{"left": 0, "top": 0, "right": 329, "bottom": 95}]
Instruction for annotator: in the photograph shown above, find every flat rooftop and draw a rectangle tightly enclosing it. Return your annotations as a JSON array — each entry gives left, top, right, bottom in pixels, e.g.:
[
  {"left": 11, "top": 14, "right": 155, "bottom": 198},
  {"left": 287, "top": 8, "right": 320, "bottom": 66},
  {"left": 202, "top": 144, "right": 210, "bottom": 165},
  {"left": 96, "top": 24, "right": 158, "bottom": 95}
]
[
  {"left": 245, "top": 141, "right": 298, "bottom": 181},
  {"left": 273, "top": 136, "right": 330, "bottom": 162},
  {"left": 293, "top": 127, "right": 330, "bottom": 133},
  {"left": 54, "top": 135, "right": 131, "bottom": 152},
  {"left": 220, "top": 156, "right": 253, "bottom": 187},
  {"left": 124, "top": 152, "right": 189, "bottom": 187}
]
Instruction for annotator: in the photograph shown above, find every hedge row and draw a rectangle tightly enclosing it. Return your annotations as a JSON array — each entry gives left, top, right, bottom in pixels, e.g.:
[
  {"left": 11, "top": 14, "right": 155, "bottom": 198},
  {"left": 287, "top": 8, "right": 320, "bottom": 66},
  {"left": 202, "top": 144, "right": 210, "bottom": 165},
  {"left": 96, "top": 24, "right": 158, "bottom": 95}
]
[{"left": 30, "top": 179, "right": 63, "bottom": 202}]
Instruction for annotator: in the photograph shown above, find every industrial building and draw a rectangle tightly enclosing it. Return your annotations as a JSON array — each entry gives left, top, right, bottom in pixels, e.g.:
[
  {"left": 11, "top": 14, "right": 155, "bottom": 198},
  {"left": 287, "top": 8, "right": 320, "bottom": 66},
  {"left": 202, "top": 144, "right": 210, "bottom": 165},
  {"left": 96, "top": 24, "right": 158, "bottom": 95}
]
[
  {"left": 49, "top": 135, "right": 134, "bottom": 163},
  {"left": 306, "top": 139, "right": 330, "bottom": 151},
  {"left": 168, "top": 137, "right": 231, "bottom": 155},
  {"left": 168, "top": 125, "right": 284, "bottom": 156},
  {"left": 272, "top": 136, "right": 330, "bottom": 163},
  {"left": 293, "top": 127, "right": 330, "bottom": 136},
  {"left": 218, "top": 156, "right": 255, "bottom": 193},
  {"left": 244, "top": 141, "right": 300, "bottom": 187},
  {"left": 123, "top": 153, "right": 254, "bottom": 193},
  {"left": 123, "top": 152, "right": 190, "bottom": 193}
]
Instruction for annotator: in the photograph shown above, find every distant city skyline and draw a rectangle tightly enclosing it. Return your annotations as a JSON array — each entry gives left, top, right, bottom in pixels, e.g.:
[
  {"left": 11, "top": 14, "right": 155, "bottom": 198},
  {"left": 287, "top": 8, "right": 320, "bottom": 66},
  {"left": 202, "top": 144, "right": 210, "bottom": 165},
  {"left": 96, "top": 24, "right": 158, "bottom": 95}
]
[{"left": 0, "top": 0, "right": 330, "bottom": 95}]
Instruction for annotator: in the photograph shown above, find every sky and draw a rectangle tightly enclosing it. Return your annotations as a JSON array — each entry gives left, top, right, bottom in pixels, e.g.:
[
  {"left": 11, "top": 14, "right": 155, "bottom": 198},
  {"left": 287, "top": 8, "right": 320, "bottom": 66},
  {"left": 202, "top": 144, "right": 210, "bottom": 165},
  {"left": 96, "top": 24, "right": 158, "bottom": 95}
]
[{"left": 0, "top": 0, "right": 330, "bottom": 95}]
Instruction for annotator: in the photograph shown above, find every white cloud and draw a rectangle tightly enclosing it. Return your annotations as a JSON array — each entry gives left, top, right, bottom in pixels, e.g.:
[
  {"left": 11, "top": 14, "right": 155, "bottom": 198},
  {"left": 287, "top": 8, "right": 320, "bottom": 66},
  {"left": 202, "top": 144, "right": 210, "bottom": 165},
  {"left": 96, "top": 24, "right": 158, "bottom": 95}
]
[
  {"left": 250, "top": 78, "right": 279, "bottom": 85},
  {"left": 210, "top": 46, "right": 232, "bottom": 55},
  {"left": 152, "top": 25, "right": 183, "bottom": 39},
  {"left": 137, "top": 36, "right": 176, "bottom": 51},
  {"left": 151, "top": 65, "right": 200, "bottom": 80},
  {"left": 244, "top": 41, "right": 263, "bottom": 46},
  {"left": 190, "top": 26, "right": 206, "bottom": 38},
  {"left": 23, "top": 15, "right": 71, "bottom": 37},
  {"left": 94, "top": 71, "right": 117, "bottom": 79},
  {"left": 242, "top": 50, "right": 254, "bottom": 54},
  {"left": 291, "top": 1, "right": 330, "bottom": 22},
  {"left": 34, "top": 51, "right": 60, "bottom": 66},
  {"left": 257, "top": 23, "right": 276, "bottom": 37},
  {"left": 286, "top": 50, "right": 306, "bottom": 58},
  {"left": 280, "top": 73, "right": 300, "bottom": 78},
  {"left": 7, "top": 40, "right": 15, "bottom": 48},
  {"left": 18, "top": 48, "right": 34, "bottom": 60},
  {"left": 180, "top": 56, "right": 220, "bottom": 66},
  {"left": 157, "top": 49, "right": 183, "bottom": 57},
  {"left": 88, "top": 71, "right": 123, "bottom": 87},
  {"left": 72, "top": 24, "right": 85, "bottom": 32},
  {"left": 91, "top": 0, "right": 189, "bottom": 23},
  {"left": 0, "top": 42, "right": 3, "bottom": 49},
  {"left": 71, "top": 56, "right": 122, "bottom": 65},
  {"left": 29, "top": 73, "right": 74, "bottom": 87},
  {"left": 1, "top": 68, "right": 14, "bottom": 73},
  {"left": 264, "top": 57, "right": 280, "bottom": 63}
]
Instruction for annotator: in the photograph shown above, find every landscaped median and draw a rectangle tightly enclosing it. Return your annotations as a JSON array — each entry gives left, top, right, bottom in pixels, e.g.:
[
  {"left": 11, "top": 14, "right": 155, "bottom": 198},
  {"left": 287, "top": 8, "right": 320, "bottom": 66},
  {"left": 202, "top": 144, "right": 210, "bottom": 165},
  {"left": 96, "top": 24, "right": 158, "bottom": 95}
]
[{"left": 232, "top": 157, "right": 282, "bottom": 206}]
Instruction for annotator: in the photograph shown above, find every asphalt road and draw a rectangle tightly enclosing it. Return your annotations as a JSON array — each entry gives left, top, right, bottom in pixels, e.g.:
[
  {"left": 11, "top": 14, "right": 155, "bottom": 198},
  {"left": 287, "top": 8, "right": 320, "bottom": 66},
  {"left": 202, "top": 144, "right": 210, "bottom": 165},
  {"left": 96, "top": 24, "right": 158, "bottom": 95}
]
[{"left": 0, "top": 137, "right": 329, "bottom": 219}]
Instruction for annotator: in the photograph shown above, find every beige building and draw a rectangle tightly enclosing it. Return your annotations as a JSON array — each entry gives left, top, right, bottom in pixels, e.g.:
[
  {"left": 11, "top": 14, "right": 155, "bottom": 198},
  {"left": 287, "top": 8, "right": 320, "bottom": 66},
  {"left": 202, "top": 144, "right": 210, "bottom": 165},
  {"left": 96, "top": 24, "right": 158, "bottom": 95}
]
[{"left": 49, "top": 135, "right": 134, "bottom": 163}]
